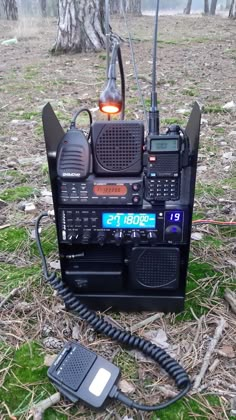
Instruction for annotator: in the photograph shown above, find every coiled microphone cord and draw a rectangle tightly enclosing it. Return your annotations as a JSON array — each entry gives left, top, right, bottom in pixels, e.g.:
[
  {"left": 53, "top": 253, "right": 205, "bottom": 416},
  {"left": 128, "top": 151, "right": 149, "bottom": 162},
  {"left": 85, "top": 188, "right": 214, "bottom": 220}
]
[{"left": 35, "top": 212, "right": 191, "bottom": 412}]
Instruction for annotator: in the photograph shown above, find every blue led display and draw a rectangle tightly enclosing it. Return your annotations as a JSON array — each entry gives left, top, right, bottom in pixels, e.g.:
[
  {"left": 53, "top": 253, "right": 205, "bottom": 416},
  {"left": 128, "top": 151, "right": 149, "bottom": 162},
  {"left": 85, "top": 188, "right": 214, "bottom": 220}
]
[
  {"left": 102, "top": 213, "right": 156, "bottom": 229},
  {"left": 165, "top": 211, "right": 183, "bottom": 223}
]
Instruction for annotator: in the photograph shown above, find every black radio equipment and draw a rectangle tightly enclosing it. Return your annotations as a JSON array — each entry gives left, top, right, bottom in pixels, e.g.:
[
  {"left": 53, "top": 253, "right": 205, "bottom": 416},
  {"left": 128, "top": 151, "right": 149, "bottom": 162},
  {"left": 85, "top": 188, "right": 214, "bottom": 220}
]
[{"left": 42, "top": 9, "right": 201, "bottom": 314}]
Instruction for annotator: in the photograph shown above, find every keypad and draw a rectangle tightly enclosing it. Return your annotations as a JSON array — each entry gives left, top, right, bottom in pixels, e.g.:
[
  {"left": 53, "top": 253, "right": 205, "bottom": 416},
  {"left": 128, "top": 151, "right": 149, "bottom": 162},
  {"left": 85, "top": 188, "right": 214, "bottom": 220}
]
[{"left": 145, "top": 178, "right": 180, "bottom": 201}]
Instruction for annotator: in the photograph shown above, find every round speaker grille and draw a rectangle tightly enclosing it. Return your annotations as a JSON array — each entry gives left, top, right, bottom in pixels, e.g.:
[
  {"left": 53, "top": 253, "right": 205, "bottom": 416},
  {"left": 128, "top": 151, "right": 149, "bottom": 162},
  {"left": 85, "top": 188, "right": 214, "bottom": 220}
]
[
  {"left": 134, "top": 248, "right": 179, "bottom": 288},
  {"left": 95, "top": 124, "right": 141, "bottom": 171}
]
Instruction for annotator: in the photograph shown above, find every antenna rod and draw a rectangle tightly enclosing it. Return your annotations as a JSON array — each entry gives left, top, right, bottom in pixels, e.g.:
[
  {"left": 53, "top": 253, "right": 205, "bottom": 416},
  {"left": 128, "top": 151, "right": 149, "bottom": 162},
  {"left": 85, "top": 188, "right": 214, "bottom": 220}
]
[
  {"left": 149, "top": 0, "right": 160, "bottom": 135},
  {"left": 105, "top": 0, "right": 110, "bottom": 78}
]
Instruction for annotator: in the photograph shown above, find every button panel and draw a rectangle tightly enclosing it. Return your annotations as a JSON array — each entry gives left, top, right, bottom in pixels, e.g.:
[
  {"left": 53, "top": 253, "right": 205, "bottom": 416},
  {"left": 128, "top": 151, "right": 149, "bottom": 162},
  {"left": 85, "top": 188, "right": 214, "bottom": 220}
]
[
  {"left": 59, "top": 208, "right": 187, "bottom": 245},
  {"left": 145, "top": 178, "right": 180, "bottom": 201}
]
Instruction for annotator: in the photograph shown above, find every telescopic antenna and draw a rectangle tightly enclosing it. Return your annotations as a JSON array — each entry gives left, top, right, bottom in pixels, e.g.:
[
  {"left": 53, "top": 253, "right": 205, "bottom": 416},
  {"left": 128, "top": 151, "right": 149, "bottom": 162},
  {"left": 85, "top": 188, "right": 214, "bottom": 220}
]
[
  {"left": 105, "top": 0, "right": 110, "bottom": 78},
  {"left": 149, "top": 0, "right": 160, "bottom": 135}
]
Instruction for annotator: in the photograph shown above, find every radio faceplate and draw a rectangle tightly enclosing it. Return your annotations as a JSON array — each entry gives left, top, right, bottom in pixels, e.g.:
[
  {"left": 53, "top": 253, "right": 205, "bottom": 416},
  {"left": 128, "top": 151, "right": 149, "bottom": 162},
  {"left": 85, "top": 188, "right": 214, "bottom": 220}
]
[
  {"left": 58, "top": 177, "right": 143, "bottom": 206},
  {"left": 59, "top": 207, "right": 188, "bottom": 246}
]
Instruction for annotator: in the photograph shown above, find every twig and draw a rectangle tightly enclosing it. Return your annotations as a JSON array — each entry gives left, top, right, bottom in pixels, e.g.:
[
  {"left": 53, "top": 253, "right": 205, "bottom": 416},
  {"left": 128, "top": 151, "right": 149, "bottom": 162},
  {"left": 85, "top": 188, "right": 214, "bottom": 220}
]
[
  {"left": 224, "top": 288, "right": 236, "bottom": 315},
  {"left": 130, "top": 313, "right": 163, "bottom": 332},
  {"left": 193, "top": 317, "right": 227, "bottom": 390},
  {"left": 0, "top": 287, "right": 23, "bottom": 309},
  {"left": 0, "top": 224, "right": 10, "bottom": 230},
  {"left": 30, "top": 392, "right": 61, "bottom": 420}
]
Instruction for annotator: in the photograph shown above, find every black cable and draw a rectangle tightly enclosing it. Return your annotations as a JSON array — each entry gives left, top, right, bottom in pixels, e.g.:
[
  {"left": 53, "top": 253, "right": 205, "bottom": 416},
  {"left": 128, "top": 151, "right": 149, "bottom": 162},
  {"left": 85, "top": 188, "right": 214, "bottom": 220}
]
[
  {"left": 35, "top": 212, "right": 192, "bottom": 412},
  {"left": 70, "top": 108, "right": 93, "bottom": 140}
]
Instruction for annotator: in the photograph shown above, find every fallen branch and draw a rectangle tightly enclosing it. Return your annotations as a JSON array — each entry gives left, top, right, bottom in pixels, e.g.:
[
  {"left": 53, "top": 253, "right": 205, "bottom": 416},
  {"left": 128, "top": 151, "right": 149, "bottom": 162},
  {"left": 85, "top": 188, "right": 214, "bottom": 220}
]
[
  {"left": 30, "top": 392, "right": 61, "bottom": 420},
  {"left": 224, "top": 288, "right": 236, "bottom": 315},
  {"left": 193, "top": 317, "right": 227, "bottom": 390},
  {"left": 0, "top": 224, "right": 10, "bottom": 230},
  {"left": 130, "top": 313, "right": 163, "bottom": 333},
  {"left": 0, "top": 287, "right": 23, "bottom": 309}
]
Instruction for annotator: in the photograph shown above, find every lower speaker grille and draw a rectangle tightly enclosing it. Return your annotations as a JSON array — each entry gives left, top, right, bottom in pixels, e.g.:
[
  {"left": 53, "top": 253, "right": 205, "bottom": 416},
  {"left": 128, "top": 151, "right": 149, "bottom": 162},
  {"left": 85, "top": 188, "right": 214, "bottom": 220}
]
[{"left": 130, "top": 247, "right": 179, "bottom": 289}]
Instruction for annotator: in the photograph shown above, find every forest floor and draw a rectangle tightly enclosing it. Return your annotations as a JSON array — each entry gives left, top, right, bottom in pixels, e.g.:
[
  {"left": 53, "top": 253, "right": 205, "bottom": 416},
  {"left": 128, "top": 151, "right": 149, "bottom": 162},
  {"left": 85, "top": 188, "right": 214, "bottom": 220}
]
[{"left": 0, "top": 13, "right": 236, "bottom": 420}]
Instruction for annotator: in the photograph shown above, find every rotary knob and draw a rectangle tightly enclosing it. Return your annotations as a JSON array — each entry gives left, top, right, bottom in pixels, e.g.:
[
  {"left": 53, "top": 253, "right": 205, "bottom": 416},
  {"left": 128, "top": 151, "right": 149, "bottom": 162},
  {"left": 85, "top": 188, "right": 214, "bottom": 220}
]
[
  {"left": 165, "top": 225, "right": 182, "bottom": 242},
  {"left": 97, "top": 231, "right": 106, "bottom": 246},
  {"left": 147, "top": 231, "right": 157, "bottom": 244},
  {"left": 130, "top": 231, "right": 141, "bottom": 246},
  {"left": 114, "top": 231, "right": 123, "bottom": 246}
]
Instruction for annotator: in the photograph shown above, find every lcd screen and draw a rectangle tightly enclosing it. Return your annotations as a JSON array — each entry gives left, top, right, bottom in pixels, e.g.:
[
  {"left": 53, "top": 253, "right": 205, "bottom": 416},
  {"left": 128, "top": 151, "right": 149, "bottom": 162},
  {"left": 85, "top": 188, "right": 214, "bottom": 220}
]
[
  {"left": 151, "top": 139, "right": 178, "bottom": 151},
  {"left": 102, "top": 213, "right": 156, "bottom": 229}
]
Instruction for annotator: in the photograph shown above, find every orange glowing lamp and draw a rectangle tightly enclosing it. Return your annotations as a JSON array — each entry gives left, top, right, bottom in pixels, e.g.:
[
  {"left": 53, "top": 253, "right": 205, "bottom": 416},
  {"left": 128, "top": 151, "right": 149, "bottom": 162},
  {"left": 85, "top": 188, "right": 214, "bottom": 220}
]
[{"left": 99, "top": 77, "right": 122, "bottom": 115}]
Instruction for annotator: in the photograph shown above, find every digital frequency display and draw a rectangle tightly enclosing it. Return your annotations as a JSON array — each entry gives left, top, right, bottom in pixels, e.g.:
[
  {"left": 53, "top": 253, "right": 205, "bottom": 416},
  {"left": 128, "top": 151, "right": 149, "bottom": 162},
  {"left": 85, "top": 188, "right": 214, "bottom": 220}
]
[
  {"left": 102, "top": 213, "right": 156, "bottom": 229},
  {"left": 165, "top": 211, "right": 183, "bottom": 223},
  {"left": 93, "top": 185, "right": 127, "bottom": 196},
  {"left": 151, "top": 139, "right": 178, "bottom": 151}
]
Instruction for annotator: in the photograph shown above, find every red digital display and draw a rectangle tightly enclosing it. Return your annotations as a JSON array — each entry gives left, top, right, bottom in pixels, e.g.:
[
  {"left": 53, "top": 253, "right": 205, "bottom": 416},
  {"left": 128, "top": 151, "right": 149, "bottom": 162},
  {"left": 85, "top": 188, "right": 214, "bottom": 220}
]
[{"left": 93, "top": 185, "right": 127, "bottom": 196}]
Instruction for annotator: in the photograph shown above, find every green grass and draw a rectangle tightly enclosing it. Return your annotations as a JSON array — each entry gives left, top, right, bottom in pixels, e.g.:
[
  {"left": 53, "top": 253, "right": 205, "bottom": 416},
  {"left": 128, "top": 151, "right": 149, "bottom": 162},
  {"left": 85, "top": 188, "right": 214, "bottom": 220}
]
[
  {"left": 0, "top": 169, "right": 28, "bottom": 185},
  {"left": 152, "top": 395, "right": 222, "bottom": 420},
  {"left": 162, "top": 117, "right": 185, "bottom": 126},
  {"left": 195, "top": 182, "right": 225, "bottom": 198},
  {"left": 203, "top": 104, "right": 226, "bottom": 114},
  {"left": 30, "top": 224, "right": 58, "bottom": 256},
  {"left": 0, "top": 342, "right": 66, "bottom": 419},
  {"left": 176, "top": 258, "right": 235, "bottom": 321},
  {"left": 183, "top": 88, "right": 199, "bottom": 97},
  {"left": 214, "top": 127, "right": 225, "bottom": 134},
  {"left": 0, "top": 185, "right": 36, "bottom": 202},
  {"left": 0, "top": 263, "right": 41, "bottom": 293},
  {"left": 0, "top": 227, "right": 29, "bottom": 253}
]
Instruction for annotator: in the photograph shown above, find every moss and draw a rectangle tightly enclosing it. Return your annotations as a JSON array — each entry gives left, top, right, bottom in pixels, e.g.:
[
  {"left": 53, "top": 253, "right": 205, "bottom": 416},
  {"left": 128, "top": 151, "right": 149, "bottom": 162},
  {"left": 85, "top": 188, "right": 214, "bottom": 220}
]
[
  {"left": 0, "top": 342, "right": 66, "bottom": 419},
  {"left": 0, "top": 263, "right": 41, "bottom": 293},
  {"left": 0, "top": 185, "right": 36, "bottom": 202},
  {"left": 114, "top": 350, "right": 138, "bottom": 380},
  {"left": 0, "top": 226, "right": 29, "bottom": 253},
  {"left": 151, "top": 395, "right": 222, "bottom": 419}
]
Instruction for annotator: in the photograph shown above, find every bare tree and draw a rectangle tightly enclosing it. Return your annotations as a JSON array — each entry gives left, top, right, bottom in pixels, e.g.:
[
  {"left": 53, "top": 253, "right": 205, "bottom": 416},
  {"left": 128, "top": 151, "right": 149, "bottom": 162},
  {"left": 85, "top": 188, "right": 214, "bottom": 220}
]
[
  {"left": 2, "top": 0, "right": 18, "bottom": 19},
  {"left": 110, "top": 0, "right": 122, "bottom": 14},
  {"left": 126, "top": 0, "right": 141, "bottom": 15},
  {"left": 53, "top": 0, "right": 106, "bottom": 54},
  {"left": 210, "top": 0, "right": 218, "bottom": 14},
  {"left": 184, "top": 0, "right": 192, "bottom": 14},
  {"left": 40, "top": 0, "right": 47, "bottom": 17},
  {"left": 204, "top": 0, "right": 210, "bottom": 14},
  {"left": 229, "top": 0, "right": 236, "bottom": 17}
]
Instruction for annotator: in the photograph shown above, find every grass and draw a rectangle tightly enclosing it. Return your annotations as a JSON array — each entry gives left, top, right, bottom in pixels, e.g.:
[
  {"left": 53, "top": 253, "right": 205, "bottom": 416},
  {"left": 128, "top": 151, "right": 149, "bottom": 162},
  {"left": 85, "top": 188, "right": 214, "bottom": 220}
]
[
  {"left": 0, "top": 169, "right": 28, "bottom": 185},
  {"left": 0, "top": 227, "right": 29, "bottom": 253},
  {"left": 203, "top": 104, "right": 227, "bottom": 114},
  {"left": 0, "top": 263, "right": 41, "bottom": 293},
  {"left": 162, "top": 117, "right": 185, "bottom": 126},
  {"left": 0, "top": 342, "right": 66, "bottom": 419},
  {"left": 195, "top": 182, "right": 225, "bottom": 198},
  {"left": 114, "top": 350, "right": 139, "bottom": 380},
  {"left": 0, "top": 185, "right": 36, "bottom": 202},
  {"left": 183, "top": 88, "right": 199, "bottom": 97},
  {"left": 152, "top": 395, "right": 222, "bottom": 420}
]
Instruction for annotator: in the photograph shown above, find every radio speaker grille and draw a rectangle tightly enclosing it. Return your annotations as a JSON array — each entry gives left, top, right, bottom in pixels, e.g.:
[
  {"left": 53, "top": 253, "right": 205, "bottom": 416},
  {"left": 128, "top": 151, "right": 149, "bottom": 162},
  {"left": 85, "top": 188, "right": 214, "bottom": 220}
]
[
  {"left": 92, "top": 121, "right": 144, "bottom": 175},
  {"left": 155, "top": 154, "right": 179, "bottom": 173},
  {"left": 130, "top": 247, "right": 179, "bottom": 289}
]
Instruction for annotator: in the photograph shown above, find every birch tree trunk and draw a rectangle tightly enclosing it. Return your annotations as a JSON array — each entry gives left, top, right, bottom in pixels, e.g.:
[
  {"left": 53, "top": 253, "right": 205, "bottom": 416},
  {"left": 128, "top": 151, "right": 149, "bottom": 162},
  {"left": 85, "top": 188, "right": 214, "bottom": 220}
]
[
  {"left": 204, "top": 0, "right": 210, "bottom": 14},
  {"left": 184, "top": 0, "right": 192, "bottom": 14},
  {"left": 210, "top": 0, "right": 218, "bottom": 14},
  {"left": 53, "top": 0, "right": 106, "bottom": 54},
  {"left": 2, "top": 0, "right": 18, "bottom": 19}
]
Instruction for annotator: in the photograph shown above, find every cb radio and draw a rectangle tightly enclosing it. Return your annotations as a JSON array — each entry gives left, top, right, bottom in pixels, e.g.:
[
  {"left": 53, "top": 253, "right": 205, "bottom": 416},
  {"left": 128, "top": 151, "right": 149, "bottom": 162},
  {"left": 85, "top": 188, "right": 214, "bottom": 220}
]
[{"left": 42, "top": 2, "right": 201, "bottom": 313}]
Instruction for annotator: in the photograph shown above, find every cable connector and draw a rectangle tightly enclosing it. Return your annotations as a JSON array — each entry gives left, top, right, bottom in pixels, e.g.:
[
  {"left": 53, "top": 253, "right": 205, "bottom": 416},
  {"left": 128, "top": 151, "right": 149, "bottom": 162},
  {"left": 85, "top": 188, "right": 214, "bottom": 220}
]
[{"left": 48, "top": 210, "right": 55, "bottom": 217}]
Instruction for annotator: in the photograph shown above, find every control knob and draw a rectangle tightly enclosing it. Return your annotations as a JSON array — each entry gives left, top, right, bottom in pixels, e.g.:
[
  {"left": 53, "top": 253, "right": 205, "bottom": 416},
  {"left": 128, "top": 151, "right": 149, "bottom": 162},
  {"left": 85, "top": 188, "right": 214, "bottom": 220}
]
[
  {"left": 165, "top": 225, "right": 182, "bottom": 242},
  {"left": 114, "top": 231, "right": 123, "bottom": 246},
  {"left": 97, "top": 231, "right": 106, "bottom": 246},
  {"left": 130, "top": 231, "right": 141, "bottom": 246},
  {"left": 147, "top": 231, "right": 157, "bottom": 244}
]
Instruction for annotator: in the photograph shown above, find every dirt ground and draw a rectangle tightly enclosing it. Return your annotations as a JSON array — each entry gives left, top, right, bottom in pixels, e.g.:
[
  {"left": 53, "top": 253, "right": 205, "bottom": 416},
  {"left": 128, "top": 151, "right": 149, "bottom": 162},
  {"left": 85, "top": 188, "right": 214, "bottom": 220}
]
[{"left": 0, "top": 12, "right": 236, "bottom": 420}]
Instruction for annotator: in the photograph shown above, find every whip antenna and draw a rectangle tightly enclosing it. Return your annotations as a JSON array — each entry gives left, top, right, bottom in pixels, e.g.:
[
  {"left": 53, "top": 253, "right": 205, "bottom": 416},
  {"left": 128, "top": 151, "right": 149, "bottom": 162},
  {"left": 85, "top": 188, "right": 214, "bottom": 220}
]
[
  {"left": 105, "top": 0, "right": 110, "bottom": 78},
  {"left": 149, "top": 0, "right": 160, "bottom": 135}
]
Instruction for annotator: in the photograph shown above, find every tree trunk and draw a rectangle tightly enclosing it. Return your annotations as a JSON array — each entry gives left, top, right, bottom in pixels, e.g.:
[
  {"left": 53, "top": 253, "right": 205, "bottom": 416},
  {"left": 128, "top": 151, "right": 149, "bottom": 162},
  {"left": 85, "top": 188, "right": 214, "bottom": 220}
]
[
  {"left": 126, "top": 0, "right": 141, "bottom": 15},
  {"left": 226, "top": 0, "right": 231, "bottom": 9},
  {"left": 2, "top": 0, "right": 18, "bottom": 19},
  {"left": 40, "top": 0, "right": 47, "bottom": 17},
  {"left": 53, "top": 0, "right": 106, "bottom": 54},
  {"left": 110, "top": 0, "right": 122, "bottom": 14},
  {"left": 204, "top": 0, "right": 210, "bottom": 14},
  {"left": 210, "top": 0, "right": 218, "bottom": 14},
  {"left": 229, "top": 0, "right": 236, "bottom": 17},
  {"left": 184, "top": 0, "right": 192, "bottom": 14}
]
